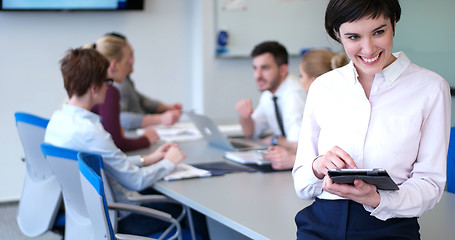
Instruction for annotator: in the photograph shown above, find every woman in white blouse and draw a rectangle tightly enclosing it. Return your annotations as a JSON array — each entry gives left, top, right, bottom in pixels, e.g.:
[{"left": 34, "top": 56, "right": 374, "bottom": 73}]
[{"left": 292, "top": 0, "right": 451, "bottom": 239}]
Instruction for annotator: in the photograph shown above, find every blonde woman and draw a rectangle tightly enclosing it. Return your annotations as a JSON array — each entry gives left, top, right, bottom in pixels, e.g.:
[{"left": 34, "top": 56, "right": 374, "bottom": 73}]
[
  {"left": 87, "top": 35, "right": 159, "bottom": 152},
  {"left": 299, "top": 48, "right": 348, "bottom": 92},
  {"left": 86, "top": 36, "right": 209, "bottom": 238},
  {"left": 105, "top": 32, "right": 182, "bottom": 131}
]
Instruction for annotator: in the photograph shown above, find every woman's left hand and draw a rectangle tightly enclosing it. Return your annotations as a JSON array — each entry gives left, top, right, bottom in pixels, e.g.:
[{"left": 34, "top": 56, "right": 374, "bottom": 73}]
[
  {"left": 322, "top": 177, "right": 381, "bottom": 208},
  {"left": 145, "top": 143, "right": 178, "bottom": 165}
]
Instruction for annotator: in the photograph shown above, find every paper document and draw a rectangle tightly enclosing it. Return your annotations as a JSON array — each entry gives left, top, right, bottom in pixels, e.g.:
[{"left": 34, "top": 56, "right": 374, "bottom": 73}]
[
  {"left": 164, "top": 163, "right": 211, "bottom": 181},
  {"left": 224, "top": 151, "right": 271, "bottom": 165},
  {"left": 137, "top": 122, "right": 202, "bottom": 142}
]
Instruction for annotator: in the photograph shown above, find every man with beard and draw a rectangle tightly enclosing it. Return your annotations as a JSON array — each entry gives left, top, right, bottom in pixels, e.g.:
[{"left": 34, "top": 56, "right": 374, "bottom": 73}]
[{"left": 235, "top": 41, "right": 306, "bottom": 170}]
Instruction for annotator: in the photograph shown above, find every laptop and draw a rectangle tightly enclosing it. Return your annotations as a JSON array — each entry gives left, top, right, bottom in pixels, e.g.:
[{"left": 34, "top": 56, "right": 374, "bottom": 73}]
[{"left": 185, "top": 112, "right": 267, "bottom": 151}]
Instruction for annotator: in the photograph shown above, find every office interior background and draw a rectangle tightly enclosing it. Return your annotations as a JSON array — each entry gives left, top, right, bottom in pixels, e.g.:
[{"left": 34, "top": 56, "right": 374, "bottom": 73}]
[{"left": 1, "top": 0, "right": 454, "bottom": 202}]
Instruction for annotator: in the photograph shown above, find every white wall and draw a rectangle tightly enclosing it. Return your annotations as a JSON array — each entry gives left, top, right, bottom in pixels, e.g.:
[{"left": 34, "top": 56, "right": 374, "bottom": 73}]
[
  {"left": 0, "top": 0, "right": 293, "bottom": 201},
  {"left": 0, "top": 0, "right": 223, "bottom": 201}
]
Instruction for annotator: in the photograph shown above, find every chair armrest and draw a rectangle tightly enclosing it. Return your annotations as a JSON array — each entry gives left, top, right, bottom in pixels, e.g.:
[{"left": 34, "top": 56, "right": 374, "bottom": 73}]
[
  {"left": 115, "top": 233, "right": 157, "bottom": 240},
  {"left": 128, "top": 194, "right": 187, "bottom": 223},
  {"left": 107, "top": 202, "right": 176, "bottom": 223},
  {"left": 127, "top": 194, "right": 179, "bottom": 205}
]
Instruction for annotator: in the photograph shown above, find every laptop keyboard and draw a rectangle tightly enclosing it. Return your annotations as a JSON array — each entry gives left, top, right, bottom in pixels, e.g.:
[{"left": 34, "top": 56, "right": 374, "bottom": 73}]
[{"left": 230, "top": 140, "right": 251, "bottom": 148}]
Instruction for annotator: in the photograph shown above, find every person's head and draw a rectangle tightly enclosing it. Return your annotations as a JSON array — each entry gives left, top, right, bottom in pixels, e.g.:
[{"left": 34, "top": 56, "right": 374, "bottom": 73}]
[
  {"left": 60, "top": 48, "right": 110, "bottom": 104},
  {"left": 85, "top": 34, "right": 133, "bottom": 83},
  {"left": 105, "top": 32, "right": 127, "bottom": 41},
  {"left": 250, "top": 41, "right": 289, "bottom": 93},
  {"left": 299, "top": 49, "right": 348, "bottom": 92},
  {"left": 104, "top": 32, "right": 135, "bottom": 74},
  {"left": 325, "top": 0, "right": 401, "bottom": 77}
]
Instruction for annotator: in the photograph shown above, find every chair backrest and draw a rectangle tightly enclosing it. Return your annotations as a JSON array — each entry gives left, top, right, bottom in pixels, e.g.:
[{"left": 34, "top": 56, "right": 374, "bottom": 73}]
[
  {"left": 41, "top": 143, "right": 118, "bottom": 240},
  {"left": 41, "top": 143, "right": 93, "bottom": 240},
  {"left": 15, "top": 112, "right": 52, "bottom": 179},
  {"left": 447, "top": 126, "right": 455, "bottom": 193},
  {"left": 78, "top": 152, "right": 115, "bottom": 240},
  {"left": 15, "top": 112, "right": 63, "bottom": 237}
]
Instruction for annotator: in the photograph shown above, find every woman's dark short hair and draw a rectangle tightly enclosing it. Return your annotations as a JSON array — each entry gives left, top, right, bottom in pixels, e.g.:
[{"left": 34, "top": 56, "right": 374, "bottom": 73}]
[
  {"left": 60, "top": 48, "right": 109, "bottom": 98},
  {"left": 251, "top": 41, "right": 288, "bottom": 66},
  {"left": 325, "top": 0, "right": 401, "bottom": 43}
]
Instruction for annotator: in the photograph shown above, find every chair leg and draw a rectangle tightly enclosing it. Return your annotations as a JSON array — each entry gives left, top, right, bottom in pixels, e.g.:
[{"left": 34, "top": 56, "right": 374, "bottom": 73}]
[{"left": 185, "top": 206, "right": 197, "bottom": 240}]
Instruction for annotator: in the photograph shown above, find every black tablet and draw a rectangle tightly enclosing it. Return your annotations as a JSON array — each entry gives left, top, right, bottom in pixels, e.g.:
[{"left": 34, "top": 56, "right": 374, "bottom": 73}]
[{"left": 328, "top": 168, "right": 399, "bottom": 190}]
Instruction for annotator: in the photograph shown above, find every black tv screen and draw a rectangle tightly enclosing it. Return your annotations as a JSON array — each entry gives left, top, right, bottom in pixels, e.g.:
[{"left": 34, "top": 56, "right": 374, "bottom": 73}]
[{"left": 0, "top": 0, "right": 144, "bottom": 11}]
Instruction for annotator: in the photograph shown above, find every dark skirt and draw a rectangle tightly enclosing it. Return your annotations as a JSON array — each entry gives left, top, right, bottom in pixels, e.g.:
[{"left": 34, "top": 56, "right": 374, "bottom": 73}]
[{"left": 295, "top": 198, "right": 420, "bottom": 240}]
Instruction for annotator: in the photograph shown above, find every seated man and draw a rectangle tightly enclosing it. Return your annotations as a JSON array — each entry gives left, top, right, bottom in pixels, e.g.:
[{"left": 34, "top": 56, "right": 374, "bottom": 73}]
[
  {"left": 259, "top": 48, "right": 349, "bottom": 170},
  {"left": 236, "top": 41, "right": 306, "bottom": 169}
]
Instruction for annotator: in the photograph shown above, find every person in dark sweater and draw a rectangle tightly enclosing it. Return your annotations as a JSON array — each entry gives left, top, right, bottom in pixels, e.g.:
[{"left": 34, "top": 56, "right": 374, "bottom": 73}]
[
  {"left": 104, "top": 32, "right": 182, "bottom": 131},
  {"left": 87, "top": 35, "right": 159, "bottom": 152}
]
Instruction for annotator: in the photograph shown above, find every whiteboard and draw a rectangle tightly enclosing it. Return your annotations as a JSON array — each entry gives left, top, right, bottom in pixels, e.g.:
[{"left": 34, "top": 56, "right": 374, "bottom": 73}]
[{"left": 215, "top": 0, "right": 341, "bottom": 57}]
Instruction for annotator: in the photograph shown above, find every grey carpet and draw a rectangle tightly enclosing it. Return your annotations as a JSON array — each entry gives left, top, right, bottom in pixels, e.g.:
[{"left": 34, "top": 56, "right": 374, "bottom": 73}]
[{"left": 0, "top": 201, "right": 61, "bottom": 240}]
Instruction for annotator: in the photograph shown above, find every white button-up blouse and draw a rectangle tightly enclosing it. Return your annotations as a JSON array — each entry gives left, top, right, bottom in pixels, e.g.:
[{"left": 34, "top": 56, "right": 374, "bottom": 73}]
[{"left": 292, "top": 52, "right": 451, "bottom": 220}]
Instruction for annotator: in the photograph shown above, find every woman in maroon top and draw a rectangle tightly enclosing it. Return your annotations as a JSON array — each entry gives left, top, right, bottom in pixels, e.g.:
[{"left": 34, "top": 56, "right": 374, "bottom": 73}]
[{"left": 89, "top": 35, "right": 159, "bottom": 151}]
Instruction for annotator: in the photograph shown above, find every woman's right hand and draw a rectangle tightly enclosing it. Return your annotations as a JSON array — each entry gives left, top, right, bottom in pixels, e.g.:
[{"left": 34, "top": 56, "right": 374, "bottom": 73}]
[
  {"left": 312, "top": 146, "right": 357, "bottom": 179},
  {"left": 164, "top": 146, "right": 186, "bottom": 165},
  {"left": 143, "top": 127, "right": 160, "bottom": 144},
  {"left": 160, "top": 110, "right": 181, "bottom": 126}
]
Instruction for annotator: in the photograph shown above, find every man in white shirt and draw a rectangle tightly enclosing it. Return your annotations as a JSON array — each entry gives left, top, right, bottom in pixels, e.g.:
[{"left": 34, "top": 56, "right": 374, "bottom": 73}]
[{"left": 236, "top": 41, "right": 306, "bottom": 170}]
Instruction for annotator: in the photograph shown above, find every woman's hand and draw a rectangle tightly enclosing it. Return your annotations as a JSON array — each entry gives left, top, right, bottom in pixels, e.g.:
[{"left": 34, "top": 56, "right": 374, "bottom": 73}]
[
  {"left": 323, "top": 177, "right": 381, "bottom": 208},
  {"left": 312, "top": 146, "right": 357, "bottom": 179},
  {"left": 143, "top": 127, "right": 160, "bottom": 144},
  {"left": 168, "top": 103, "right": 182, "bottom": 111},
  {"left": 143, "top": 143, "right": 177, "bottom": 165},
  {"left": 160, "top": 110, "right": 181, "bottom": 126},
  {"left": 163, "top": 146, "right": 186, "bottom": 165}
]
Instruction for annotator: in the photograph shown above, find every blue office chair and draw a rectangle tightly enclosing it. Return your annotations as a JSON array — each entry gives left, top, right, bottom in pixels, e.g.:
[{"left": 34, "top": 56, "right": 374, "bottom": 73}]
[
  {"left": 78, "top": 152, "right": 184, "bottom": 240},
  {"left": 41, "top": 143, "right": 185, "bottom": 240},
  {"left": 447, "top": 126, "right": 455, "bottom": 193},
  {"left": 41, "top": 143, "right": 119, "bottom": 240},
  {"left": 14, "top": 112, "right": 63, "bottom": 237}
]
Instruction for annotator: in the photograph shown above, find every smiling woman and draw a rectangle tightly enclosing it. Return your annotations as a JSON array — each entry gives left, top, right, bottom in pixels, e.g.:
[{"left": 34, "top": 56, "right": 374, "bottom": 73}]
[
  {"left": 292, "top": 0, "right": 451, "bottom": 239},
  {"left": 338, "top": 16, "right": 395, "bottom": 98}
]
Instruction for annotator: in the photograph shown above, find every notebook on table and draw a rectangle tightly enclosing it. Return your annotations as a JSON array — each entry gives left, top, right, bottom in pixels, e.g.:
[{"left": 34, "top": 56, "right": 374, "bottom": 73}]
[
  {"left": 185, "top": 111, "right": 267, "bottom": 151},
  {"left": 191, "top": 161, "right": 257, "bottom": 176},
  {"left": 224, "top": 150, "right": 270, "bottom": 165},
  {"left": 224, "top": 150, "right": 290, "bottom": 173},
  {"left": 163, "top": 163, "right": 211, "bottom": 181}
]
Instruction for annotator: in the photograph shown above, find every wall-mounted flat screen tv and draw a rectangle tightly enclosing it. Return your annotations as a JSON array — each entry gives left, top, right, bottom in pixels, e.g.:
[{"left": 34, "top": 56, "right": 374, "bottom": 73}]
[{"left": 0, "top": 0, "right": 144, "bottom": 11}]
